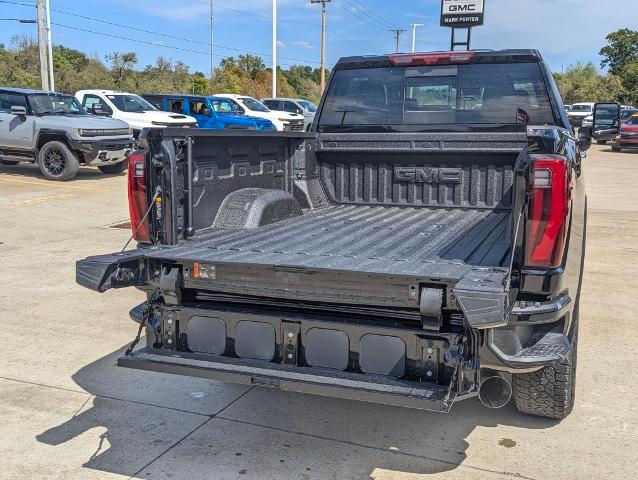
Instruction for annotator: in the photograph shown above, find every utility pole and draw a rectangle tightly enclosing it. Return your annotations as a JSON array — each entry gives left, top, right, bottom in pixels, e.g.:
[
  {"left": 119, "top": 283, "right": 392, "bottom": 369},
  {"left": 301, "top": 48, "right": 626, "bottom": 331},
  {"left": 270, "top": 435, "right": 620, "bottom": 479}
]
[
  {"left": 209, "top": 0, "right": 214, "bottom": 85},
  {"left": 36, "top": 0, "right": 50, "bottom": 91},
  {"left": 389, "top": 29, "right": 406, "bottom": 53},
  {"left": 45, "top": 0, "right": 54, "bottom": 91},
  {"left": 311, "top": 0, "right": 330, "bottom": 94},
  {"left": 410, "top": 23, "right": 423, "bottom": 53},
  {"left": 272, "top": 0, "right": 277, "bottom": 97}
]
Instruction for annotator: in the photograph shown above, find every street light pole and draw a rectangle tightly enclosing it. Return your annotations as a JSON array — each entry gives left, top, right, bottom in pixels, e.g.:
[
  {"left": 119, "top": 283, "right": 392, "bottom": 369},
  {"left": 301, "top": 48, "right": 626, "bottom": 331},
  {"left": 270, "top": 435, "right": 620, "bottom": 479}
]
[
  {"left": 210, "top": 0, "right": 214, "bottom": 85},
  {"left": 272, "top": 0, "right": 277, "bottom": 97},
  {"left": 410, "top": 23, "right": 423, "bottom": 53},
  {"left": 45, "top": 0, "right": 54, "bottom": 91}
]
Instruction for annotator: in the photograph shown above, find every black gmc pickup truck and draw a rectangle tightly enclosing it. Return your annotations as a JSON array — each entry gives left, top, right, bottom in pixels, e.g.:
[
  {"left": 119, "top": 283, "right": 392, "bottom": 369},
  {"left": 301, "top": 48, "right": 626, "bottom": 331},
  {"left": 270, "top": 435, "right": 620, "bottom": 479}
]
[{"left": 77, "top": 50, "right": 592, "bottom": 419}]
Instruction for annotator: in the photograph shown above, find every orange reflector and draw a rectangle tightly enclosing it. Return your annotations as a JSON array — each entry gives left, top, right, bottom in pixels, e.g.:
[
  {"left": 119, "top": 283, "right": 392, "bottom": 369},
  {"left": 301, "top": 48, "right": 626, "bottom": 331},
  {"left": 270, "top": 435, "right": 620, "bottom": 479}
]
[{"left": 193, "top": 262, "right": 200, "bottom": 278}]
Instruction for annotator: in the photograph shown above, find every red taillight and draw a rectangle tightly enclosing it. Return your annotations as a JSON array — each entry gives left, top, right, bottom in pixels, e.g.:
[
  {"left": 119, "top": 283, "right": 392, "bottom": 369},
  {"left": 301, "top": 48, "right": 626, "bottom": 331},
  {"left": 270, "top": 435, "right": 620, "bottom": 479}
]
[
  {"left": 127, "top": 151, "right": 150, "bottom": 243},
  {"left": 389, "top": 51, "right": 475, "bottom": 66},
  {"left": 524, "top": 155, "right": 571, "bottom": 268}
]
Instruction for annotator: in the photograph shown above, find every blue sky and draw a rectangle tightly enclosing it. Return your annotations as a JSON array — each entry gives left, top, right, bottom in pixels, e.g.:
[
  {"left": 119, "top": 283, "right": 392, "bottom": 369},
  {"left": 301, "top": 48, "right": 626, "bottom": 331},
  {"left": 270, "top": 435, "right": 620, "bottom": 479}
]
[{"left": 2, "top": 0, "right": 638, "bottom": 75}]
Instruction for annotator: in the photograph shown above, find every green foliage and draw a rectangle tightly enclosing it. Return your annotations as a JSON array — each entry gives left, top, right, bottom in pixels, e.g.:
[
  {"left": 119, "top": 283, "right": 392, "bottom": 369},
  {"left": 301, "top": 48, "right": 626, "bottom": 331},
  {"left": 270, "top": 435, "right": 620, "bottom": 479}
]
[
  {"left": 600, "top": 29, "right": 638, "bottom": 76},
  {"left": 0, "top": 36, "right": 324, "bottom": 103},
  {"left": 620, "top": 61, "right": 638, "bottom": 102},
  {"left": 553, "top": 62, "right": 626, "bottom": 104}
]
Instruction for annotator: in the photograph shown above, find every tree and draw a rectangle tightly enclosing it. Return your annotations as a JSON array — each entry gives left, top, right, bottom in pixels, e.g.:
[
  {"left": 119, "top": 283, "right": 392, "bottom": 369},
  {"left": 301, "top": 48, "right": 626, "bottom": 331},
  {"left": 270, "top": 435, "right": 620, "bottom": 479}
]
[
  {"left": 600, "top": 29, "right": 638, "bottom": 76},
  {"left": 0, "top": 38, "right": 323, "bottom": 101},
  {"left": 621, "top": 61, "right": 638, "bottom": 104},
  {"left": 553, "top": 62, "right": 626, "bottom": 104},
  {"left": 106, "top": 51, "right": 138, "bottom": 88},
  {"left": 237, "top": 54, "right": 266, "bottom": 80},
  {"left": 191, "top": 72, "right": 209, "bottom": 95}
]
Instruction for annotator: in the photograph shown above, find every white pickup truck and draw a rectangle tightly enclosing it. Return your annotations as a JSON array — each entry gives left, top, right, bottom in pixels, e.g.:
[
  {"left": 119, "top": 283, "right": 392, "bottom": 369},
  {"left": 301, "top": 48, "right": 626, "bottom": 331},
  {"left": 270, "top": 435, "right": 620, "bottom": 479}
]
[{"left": 76, "top": 90, "right": 197, "bottom": 138}]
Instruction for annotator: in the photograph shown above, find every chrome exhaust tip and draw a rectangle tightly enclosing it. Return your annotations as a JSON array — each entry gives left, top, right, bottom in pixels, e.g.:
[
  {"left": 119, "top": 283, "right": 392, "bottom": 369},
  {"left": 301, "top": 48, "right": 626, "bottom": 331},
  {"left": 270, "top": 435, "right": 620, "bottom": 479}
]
[{"left": 479, "top": 372, "right": 512, "bottom": 409}]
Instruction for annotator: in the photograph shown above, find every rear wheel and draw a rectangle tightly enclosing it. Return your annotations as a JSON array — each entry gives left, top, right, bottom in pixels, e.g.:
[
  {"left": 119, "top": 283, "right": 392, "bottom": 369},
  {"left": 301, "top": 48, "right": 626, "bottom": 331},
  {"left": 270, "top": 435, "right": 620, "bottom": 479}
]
[
  {"left": 98, "top": 161, "right": 127, "bottom": 174},
  {"left": 38, "top": 141, "right": 80, "bottom": 181},
  {"left": 596, "top": 140, "right": 607, "bottom": 145},
  {"left": 512, "top": 325, "right": 578, "bottom": 419},
  {"left": 0, "top": 160, "right": 19, "bottom": 165},
  {"left": 612, "top": 145, "right": 622, "bottom": 152}
]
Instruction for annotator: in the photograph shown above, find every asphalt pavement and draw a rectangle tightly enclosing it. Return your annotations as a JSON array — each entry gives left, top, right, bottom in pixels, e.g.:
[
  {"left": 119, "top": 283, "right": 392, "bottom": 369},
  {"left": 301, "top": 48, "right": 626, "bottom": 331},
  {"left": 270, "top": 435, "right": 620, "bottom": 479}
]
[{"left": 0, "top": 144, "right": 636, "bottom": 479}]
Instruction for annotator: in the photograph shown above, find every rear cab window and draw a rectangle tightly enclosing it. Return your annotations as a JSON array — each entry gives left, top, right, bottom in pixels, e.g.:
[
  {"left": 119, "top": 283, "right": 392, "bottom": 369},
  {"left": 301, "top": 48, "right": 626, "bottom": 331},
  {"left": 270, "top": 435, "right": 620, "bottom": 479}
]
[{"left": 318, "top": 62, "right": 557, "bottom": 131}]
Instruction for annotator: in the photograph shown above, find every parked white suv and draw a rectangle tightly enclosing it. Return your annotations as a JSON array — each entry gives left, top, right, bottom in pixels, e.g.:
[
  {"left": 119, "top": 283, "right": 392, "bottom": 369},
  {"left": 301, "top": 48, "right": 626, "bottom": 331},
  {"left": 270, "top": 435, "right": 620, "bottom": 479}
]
[
  {"left": 75, "top": 90, "right": 197, "bottom": 137},
  {"left": 214, "top": 94, "right": 305, "bottom": 131}
]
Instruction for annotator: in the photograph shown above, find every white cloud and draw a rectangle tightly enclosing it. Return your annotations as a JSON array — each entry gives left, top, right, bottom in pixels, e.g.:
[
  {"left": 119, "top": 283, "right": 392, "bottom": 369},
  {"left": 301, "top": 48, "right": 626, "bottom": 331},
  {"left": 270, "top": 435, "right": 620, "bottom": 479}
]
[
  {"left": 291, "top": 40, "right": 314, "bottom": 49},
  {"left": 277, "top": 40, "right": 287, "bottom": 48},
  {"left": 472, "top": 0, "right": 638, "bottom": 70}
]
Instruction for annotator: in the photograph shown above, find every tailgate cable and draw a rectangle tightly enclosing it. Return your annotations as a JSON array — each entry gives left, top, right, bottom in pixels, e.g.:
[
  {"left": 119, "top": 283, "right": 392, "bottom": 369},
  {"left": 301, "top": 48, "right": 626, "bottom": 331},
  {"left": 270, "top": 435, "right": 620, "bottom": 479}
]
[
  {"left": 125, "top": 290, "right": 161, "bottom": 355},
  {"left": 121, "top": 187, "right": 162, "bottom": 252}
]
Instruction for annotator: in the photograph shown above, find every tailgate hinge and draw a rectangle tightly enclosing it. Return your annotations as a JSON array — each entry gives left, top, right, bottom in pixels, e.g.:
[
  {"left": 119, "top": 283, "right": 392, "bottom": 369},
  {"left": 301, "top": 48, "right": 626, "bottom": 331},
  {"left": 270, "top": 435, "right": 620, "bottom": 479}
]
[
  {"left": 419, "top": 287, "right": 443, "bottom": 328},
  {"left": 159, "top": 266, "right": 182, "bottom": 305}
]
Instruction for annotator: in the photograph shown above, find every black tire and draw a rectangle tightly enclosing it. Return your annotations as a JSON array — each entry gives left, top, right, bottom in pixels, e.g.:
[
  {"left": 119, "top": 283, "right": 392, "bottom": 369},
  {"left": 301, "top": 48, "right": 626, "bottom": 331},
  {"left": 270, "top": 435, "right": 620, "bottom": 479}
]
[
  {"left": 0, "top": 160, "right": 20, "bottom": 165},
  {"left": 612, "top": 146, "right": 621, "bottom": 152},
  {"left": 38, "top": 141, "right": 79, "bottom": 181},
  {"left": 596, "top": 140, "right": 607, "bottom": 145},
  {"left": 98, "top": 161, "right": 127, "bottom": 174},
  {"left": 512, "top": 325, "right": 578, "bottom": 419}
]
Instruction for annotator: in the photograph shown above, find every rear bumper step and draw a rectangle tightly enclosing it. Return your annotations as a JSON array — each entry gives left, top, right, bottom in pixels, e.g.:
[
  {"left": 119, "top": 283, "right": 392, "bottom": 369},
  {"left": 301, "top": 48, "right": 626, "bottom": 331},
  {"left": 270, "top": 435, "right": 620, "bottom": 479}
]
[{"left": 119, "top": 348, "right": 457, "bottom": 412}]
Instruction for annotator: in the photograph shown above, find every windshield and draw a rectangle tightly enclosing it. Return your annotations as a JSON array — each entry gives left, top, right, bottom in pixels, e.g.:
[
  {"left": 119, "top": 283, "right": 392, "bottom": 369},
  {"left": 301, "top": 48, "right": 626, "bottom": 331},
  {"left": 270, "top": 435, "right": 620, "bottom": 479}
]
[
  {"left": 210, "top": 98, "right": 241, "bottom": 114},
  {"left": 297, "top": 100, "right": 318, "bottom": 112},
  {"left": 571, "top": 104, "right": 593, "bottom": 112},
  {"left": 319, "top": 62, "right": 555, "bottom": 131},
  {"left": 107, "top": 94, "right": 156, "bottom": 113},
  {"left": 28, "top": 94, "right": 85, "bottom": 115},
  {"left": 626, "top": 115, "right": 638, "bottom": 125},
  {"left": 239, "top": 97, "right": 270, "bottom": 112}
]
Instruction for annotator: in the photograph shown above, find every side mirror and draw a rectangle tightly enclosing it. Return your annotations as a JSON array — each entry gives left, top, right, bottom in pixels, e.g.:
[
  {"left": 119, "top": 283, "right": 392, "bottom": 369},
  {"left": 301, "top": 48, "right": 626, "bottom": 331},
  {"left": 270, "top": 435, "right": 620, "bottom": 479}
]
[
  {"left": 592, "top": 102, "right": 620, "bottom": 136},
  {"left": 578, "top": 126, "right": 593, "bottom": 151},
  {"left": 92, "top": 104, "right": 109, "bottom": 116},
  {"left": 11, "top": 105, "right": 27, "bottom": 118}
]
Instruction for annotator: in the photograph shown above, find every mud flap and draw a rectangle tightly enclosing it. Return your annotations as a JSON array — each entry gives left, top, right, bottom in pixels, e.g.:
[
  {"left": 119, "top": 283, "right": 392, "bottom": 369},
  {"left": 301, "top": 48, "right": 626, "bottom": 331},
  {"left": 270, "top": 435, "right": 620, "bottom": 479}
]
[{"left": 76, "top": 250, "right": 147, "bottom": 292}]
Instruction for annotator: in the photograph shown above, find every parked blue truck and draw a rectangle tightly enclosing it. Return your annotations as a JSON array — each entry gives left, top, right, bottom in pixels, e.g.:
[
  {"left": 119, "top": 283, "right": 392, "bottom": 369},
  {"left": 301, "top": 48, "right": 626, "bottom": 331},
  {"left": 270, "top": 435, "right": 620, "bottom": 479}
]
[{"left": 143, "top": 94, "right": 275, "bottom": 131}]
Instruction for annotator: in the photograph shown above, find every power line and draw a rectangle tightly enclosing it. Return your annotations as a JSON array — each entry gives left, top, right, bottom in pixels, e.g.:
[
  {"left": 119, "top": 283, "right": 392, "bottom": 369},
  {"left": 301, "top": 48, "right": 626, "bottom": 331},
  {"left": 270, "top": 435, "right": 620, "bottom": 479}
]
[
  {"left": 332, "top": 0, "right": 390, "bottom": 32},
  {"left": 194, "top": 0, "right": 374, "bottom": 53},
  {"left": 47, "top": 9, "right": 325, "bottom": 66},
  {"left": 0, "top": 18, "right": 36, "bottom": 22},
  {"left": 341, "top": 0, "right": 400, "bottom": 30},
  {"left": 50, "top": 23, "right": 307, "bottom": 69}
]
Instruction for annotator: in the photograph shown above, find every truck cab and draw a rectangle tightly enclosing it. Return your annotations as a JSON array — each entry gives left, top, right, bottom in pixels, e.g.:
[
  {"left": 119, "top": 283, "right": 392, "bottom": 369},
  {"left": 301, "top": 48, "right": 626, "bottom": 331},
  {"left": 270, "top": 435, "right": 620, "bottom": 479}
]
[
  {"left": 75, "top": 90, "right": 197, "bottom": 138},
  {"left": 143, "top": 94, "right": 274, "bottom": 131}
]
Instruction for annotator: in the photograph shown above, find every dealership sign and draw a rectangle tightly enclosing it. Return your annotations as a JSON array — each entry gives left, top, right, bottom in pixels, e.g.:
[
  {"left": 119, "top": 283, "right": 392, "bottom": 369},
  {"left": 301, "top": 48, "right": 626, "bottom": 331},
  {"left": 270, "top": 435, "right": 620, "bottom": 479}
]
[{"left": 440, "top": 0, "right": 485, "bottom": 27}]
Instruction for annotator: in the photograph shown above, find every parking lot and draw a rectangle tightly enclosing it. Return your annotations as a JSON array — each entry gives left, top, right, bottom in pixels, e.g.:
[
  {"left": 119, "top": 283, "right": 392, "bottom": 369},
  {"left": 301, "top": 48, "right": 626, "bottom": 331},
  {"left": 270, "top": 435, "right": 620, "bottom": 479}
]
[{"left": 0, "top": 143, "right": 636, "bottom": 480}]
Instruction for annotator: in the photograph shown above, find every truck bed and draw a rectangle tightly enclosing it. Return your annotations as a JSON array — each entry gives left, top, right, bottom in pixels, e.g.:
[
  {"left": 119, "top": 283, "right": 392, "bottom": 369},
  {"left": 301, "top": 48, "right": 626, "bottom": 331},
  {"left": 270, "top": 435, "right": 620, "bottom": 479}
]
[{"left": 147, "top": 203, "right": 511, "bottom": 279}]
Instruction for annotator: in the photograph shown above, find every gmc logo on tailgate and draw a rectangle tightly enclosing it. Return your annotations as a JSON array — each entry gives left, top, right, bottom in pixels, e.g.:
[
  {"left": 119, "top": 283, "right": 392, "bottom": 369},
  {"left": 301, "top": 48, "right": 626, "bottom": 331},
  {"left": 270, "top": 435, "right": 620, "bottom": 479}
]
[{"left": 394, "top": 167, "right": 462, "bottom": 184}]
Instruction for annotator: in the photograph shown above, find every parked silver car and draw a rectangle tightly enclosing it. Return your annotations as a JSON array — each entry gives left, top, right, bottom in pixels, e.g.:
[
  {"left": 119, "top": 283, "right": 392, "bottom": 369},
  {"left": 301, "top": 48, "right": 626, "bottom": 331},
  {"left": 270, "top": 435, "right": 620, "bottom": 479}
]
[{"left": 0, "top": 87, "right": 133, "bottom": 180}]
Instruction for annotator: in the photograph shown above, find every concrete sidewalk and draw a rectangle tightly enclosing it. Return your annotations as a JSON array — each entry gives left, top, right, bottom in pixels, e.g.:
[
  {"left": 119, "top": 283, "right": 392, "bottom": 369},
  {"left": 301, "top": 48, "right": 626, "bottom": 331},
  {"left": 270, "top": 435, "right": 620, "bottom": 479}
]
[{"left": 0, "top": 146, "right": 636, "bottom": 479}]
